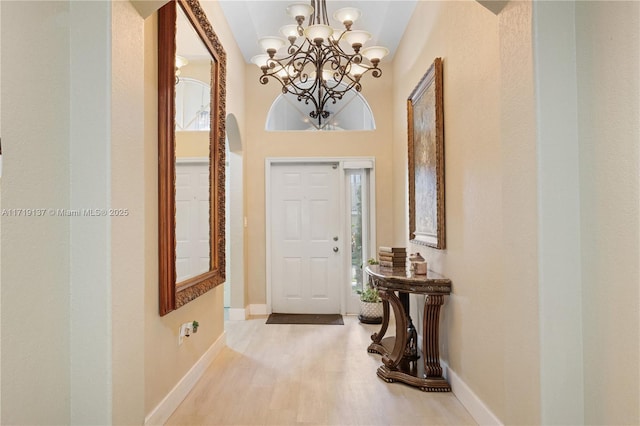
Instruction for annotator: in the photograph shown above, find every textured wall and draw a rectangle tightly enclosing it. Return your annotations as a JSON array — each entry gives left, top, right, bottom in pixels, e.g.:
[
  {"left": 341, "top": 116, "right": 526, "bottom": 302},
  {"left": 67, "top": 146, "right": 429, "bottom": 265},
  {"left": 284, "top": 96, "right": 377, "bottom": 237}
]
[
  {"left": 111, "top": 1, "right": 147, "bottom": 423},
  {"left": 497, "top": 2, "right": 541, "bottom": 424},
  {"left": 576, "top": 1, "right": 640, "bottom": 424}
]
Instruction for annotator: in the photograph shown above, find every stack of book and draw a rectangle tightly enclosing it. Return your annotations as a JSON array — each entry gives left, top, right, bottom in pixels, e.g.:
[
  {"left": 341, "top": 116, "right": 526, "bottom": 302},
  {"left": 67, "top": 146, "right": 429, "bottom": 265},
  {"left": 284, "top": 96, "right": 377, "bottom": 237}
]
[{"left": 378, "top": 246, "right": 407, "bottom": 270}]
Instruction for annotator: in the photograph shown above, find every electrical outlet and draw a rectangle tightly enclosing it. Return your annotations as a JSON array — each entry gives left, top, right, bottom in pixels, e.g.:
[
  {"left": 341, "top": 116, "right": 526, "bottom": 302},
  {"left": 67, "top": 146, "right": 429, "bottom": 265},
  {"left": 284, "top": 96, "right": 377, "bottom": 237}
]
[{"left": 178, "top": 322, "right": 193, "bottom": 345}]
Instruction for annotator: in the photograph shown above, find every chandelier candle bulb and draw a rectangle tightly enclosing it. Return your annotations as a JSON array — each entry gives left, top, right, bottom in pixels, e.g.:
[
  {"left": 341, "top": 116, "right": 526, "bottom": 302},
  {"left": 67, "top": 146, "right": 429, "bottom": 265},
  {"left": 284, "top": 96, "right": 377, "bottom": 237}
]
[
  {"left": 348, "top": 63, "right": 367, "bottom": 78},
  {"left": 333, "top": 7, "right": 361, "bottom": 27},
  {"left": 343, "top": 30, "right": 371, "bottom": 51},
  {"left": 175, "top": 55, "right": 188, "bottom": 70},
  {"left": 287, "top": 3, "right": 314, "bottom": 23},
  {"left": 276, "top": 65, "right": 297, "bottom": 79},
  {"left": 361, "top": 46, "right": 389, "bottom": 62},
  {"left": 259, "top": 36, "right": 285, "bottom": 56},
  {"left": 280, "top": 24, "right": 301, "bottom": 40},
  {"left": 304, "top": 24, "right": 333, "bottom": 43},
  {"left": 250, "top": 54, "right": 270, "bottom": 68}
]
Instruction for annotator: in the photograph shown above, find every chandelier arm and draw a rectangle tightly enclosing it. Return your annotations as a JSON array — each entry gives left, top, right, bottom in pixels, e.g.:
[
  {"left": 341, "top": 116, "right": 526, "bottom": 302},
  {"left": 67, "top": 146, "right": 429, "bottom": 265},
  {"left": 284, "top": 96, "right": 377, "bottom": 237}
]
[
  {"left": 318, "top": 45, "right": 349, "bottom": 88},
  {"left": 259, "top": 70, "right": 324, "bottom": 122},
  {"left": 287, "top": 40, "right": 305, "bottom": 56},
  {"left": 320, "top": 43, "right": 369, "bottom": 88},
  {"left": 281, "top": 72, "right": 319, "bottom": 97},
  {"left": 259, "top": 68, "right": 308, "bottom": 96},
  {"left": 324, "top": 60, "right": 359, "bottom": 91},
  {"left": 304, "top": 88, "right": 323, "bottom": 120},
  {"left": 270, "top": 42, "right": 313, "bottom": 70}
]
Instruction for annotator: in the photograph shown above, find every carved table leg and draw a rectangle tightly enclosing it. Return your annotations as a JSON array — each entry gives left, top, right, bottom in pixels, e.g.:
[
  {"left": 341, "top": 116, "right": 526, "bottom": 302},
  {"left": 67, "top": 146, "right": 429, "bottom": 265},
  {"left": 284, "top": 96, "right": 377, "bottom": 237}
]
[
  {"left": 380, "top": 289, "right": 408, "bottom": 369},
  {"left": 423, "top": 294, "right": 445, "bottom": 378},
  {"left": 399, "top": 292, "right": 419, "bottom": 360},
  {"left": 368, "top": 297, "right": 390, "bottom": 355},
  {"left": 377, "top": 293, "right": 451, "bottom": 392}
]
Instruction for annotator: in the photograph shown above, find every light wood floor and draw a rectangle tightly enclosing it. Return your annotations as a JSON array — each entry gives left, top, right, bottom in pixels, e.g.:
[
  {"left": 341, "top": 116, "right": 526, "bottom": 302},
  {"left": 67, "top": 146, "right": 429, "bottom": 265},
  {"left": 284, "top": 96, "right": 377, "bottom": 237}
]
[{"left": 167, "top": 315, "right": 476, "bottom": 426}]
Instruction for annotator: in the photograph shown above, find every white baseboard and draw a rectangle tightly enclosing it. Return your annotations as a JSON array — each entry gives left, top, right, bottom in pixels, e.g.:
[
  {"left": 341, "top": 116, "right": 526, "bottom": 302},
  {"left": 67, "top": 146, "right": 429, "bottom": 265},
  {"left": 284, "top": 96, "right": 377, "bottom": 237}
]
[
  {"left": 144, "top": 332, "right": 226, "bottom": 426},
  {"left": 228, "top": 308, "right": 246, "bottom": 321},
  {"left": 443, "top": 361, "right": 503, "bottom": 426},
  {"left": 249, "top": 304, "right": 268, "bottom": 315}
]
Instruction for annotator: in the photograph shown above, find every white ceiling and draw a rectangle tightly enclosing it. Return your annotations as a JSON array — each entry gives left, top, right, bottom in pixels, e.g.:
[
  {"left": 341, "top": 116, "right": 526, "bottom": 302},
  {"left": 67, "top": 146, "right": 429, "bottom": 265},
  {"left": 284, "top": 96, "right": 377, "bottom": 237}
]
[{"left": 213, "top": 0, "right": 418, "bottom": 64}]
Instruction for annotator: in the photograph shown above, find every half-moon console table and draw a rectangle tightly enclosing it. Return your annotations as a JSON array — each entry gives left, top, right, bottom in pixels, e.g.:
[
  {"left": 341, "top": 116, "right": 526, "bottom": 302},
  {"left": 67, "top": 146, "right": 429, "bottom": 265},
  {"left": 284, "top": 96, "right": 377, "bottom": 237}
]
[{"left": 365, "top": 265, "right": 452, "bottom": 392}]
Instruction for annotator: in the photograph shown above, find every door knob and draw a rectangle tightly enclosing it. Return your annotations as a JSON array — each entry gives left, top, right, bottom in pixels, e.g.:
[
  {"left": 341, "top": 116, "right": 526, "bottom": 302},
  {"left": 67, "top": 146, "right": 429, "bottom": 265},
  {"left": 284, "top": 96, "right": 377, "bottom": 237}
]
[{"left": 333, "top": 247, "right": 339, "bottom": 253}]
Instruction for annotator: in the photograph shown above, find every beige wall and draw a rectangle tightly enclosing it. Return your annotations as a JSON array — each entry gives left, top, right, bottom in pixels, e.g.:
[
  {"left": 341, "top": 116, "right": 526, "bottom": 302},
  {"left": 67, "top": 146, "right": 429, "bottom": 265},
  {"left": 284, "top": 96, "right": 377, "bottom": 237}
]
[
  {"left": 497, "top": 2, "right": 541, "bottom": 423},
  {"left": 143, "top": 0, "right": 246, "bottom": 416},
  {"left": 111, "top": 1, "right": 147, "bottom": 423},
  {"left": 176, "top": 131, "right": 209, "bottom": 157},
  {"left": 179, "top": 59, "right": 210, "bottom": 85},
  {"left": 576, "top": 1, "right": 639, "bottom": 424},
  {"left": 244, "top": 62, "right": 395, "bottom": 306},
  {"left": 392, "top": 1, "right": 540, "bottom": 424}
]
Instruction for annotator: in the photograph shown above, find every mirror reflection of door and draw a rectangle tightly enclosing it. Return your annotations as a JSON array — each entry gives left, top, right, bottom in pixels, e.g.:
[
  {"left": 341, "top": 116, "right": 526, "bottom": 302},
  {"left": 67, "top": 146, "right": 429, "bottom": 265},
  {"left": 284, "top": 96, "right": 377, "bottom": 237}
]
[
  {"left": 175, "top": 160, "right": 209, "bottom": 282},
  {"left": 175, "top": 6, "right": 212, "bottom": 287}
]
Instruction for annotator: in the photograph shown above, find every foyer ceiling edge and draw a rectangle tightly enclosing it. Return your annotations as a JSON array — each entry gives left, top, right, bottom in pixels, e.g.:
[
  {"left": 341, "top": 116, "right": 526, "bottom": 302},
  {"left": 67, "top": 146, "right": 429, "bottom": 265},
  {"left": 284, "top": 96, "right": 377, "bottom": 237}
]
[{"left": 213, "top": 0, "right": 418, "bottom": 63}]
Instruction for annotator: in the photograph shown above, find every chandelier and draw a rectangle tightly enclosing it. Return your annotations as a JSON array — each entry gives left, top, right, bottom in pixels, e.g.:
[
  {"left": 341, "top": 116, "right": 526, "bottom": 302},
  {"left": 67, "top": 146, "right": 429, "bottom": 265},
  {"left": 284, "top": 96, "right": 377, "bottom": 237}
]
[{"left": 251, "top": 0, "right": 389, "bottom": 127}]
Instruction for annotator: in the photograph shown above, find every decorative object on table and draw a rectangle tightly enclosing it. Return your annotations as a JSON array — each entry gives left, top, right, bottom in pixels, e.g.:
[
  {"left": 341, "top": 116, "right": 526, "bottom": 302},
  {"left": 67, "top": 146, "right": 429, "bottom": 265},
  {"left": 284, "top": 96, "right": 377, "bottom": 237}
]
[
  {"left": 408, "top": 57, "right": 445, "bottom": 249},
  {"left": 251, "top": 0, "right": 389, "bottom": 129},
  {"left": 378, "top": 246, "right": 407, "bottom": 270},
  {"left": 357, "top": 257, "right": 383, "bottom": 324},
  {"left": 409, "top": 253, "right": 427, "bottom": 275}
]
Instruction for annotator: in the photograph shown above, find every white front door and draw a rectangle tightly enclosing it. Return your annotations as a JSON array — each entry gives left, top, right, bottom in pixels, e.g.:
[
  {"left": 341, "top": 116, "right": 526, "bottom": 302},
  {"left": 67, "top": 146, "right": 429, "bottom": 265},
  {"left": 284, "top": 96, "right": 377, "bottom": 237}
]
[{"left": 270, "top": 163, "right": 341, "bottom": 314}]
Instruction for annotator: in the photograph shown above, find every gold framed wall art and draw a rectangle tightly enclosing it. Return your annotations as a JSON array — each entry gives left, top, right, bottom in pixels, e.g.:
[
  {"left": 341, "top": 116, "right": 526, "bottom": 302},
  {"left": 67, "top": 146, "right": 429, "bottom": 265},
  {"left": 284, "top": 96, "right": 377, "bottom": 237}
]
[{"left": 408, "top": 57, "right": 445, "bottom": 249}]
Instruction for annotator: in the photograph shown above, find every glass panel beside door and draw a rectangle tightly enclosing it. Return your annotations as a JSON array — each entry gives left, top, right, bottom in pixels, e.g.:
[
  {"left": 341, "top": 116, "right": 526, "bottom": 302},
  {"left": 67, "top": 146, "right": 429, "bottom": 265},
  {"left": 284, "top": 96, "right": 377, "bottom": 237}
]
[{"left": 345, "top": 167, "right": 372, "bottom": 314}]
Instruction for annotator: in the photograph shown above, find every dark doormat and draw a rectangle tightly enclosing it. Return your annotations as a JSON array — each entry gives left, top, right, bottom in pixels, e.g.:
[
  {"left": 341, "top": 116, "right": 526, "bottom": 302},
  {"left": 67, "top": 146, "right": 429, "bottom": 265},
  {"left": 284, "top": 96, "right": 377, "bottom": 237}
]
[{"left": 266, "top": 313, "right": 344, "bottom": 325}]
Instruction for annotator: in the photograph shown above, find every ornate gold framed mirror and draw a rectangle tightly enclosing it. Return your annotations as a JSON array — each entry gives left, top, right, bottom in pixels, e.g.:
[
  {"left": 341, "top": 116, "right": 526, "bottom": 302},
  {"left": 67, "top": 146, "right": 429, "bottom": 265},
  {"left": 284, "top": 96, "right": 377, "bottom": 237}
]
[{"left": 158, "top": 0, "right": 226, "bottom": 316}]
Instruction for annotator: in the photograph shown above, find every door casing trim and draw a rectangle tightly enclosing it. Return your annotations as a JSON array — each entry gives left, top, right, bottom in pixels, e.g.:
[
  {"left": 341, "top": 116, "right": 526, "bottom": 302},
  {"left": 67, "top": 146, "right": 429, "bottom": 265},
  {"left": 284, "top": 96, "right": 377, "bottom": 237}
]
[{"left": 265, "top": 157, "right": 376, "bottom": 315}]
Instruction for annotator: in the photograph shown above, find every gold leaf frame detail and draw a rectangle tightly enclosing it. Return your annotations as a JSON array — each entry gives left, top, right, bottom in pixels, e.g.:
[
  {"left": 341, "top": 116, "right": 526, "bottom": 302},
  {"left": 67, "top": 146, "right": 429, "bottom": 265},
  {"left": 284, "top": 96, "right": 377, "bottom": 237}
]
[{"left": 408, "top": 57, "right": 445, "bottom": 249}]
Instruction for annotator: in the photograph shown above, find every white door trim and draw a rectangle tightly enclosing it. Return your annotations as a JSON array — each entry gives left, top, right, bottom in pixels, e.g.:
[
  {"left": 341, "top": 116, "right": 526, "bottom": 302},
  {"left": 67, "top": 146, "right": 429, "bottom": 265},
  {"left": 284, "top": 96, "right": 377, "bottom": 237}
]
[
  {"left": 265, "top": 157, "right": 376, "bottom": 315},
  {"left": 176, "top": 156, "right": 209, "bottom": 164},
  {"left": 343, "top": 166, "right": 377, "bottom": 314}
]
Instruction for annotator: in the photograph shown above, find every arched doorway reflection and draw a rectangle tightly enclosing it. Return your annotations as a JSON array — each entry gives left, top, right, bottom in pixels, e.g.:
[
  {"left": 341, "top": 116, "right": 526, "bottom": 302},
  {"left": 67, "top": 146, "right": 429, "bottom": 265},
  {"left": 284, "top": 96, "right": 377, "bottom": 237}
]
[{"left": 224, "top": 113, "right": 246, "bottom": 320}]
